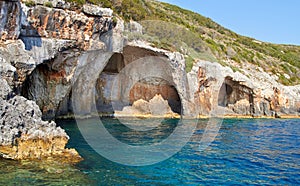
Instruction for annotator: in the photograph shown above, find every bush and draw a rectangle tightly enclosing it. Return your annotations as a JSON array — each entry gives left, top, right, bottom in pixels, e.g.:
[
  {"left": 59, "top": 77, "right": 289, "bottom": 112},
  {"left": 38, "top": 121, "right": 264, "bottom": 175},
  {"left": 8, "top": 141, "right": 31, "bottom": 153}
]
[
  {"left": 185, "top": 56, "right": 194, "bottom": 72},
  {"left": 87, "top": 0, "right": 112, "bottom": 8},
  {"left": 65, "top": 0, "right": 86, "bottom": 6},
  {"left": 44, "top": 2, "right": 53, "bottom": 8},
  {"left": 25, "top": 0, "right": 36, "bottom": 7}
]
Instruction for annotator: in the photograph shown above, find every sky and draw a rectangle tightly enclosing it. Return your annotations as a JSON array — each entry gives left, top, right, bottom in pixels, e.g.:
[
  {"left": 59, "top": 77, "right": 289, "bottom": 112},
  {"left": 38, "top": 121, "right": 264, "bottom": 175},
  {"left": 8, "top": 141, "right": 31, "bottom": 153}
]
[{"left": 159, "top": 0, "right": 300, "bottom": 45}]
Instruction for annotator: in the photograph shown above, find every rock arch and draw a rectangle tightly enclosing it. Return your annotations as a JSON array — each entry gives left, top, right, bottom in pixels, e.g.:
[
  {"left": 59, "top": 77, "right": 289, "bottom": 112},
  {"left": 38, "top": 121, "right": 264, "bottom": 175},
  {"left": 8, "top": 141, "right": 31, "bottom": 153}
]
[{"left": 22, "top": 45, "right": 188, "bottom": 119}]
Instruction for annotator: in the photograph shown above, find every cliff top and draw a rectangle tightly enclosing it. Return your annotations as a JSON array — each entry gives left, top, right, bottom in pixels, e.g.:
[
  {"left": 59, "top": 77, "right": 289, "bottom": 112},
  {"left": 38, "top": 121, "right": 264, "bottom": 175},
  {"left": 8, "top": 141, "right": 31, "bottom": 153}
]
[{"left": 36, "top": 0, "right": 299, "bottom": 86}]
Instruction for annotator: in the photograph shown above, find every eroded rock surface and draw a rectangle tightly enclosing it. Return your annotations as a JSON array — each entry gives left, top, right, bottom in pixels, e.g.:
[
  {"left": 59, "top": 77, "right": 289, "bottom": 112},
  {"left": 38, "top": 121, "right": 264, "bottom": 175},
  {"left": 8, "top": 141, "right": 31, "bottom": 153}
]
[
  {"left": 0, "top": 0, "right": 299, "bottom": 166},
  {"left": 117, "top": 94, "right": 179, "bottom": 118},
  {"left": 188, "top": 60, "right": 300, "bottom": 117},
  {"left": 0, "top": 0, "right": 22, "bottom": 40},
  {"left": 0, "top": 93, "right": 81, "bottom": 162}
]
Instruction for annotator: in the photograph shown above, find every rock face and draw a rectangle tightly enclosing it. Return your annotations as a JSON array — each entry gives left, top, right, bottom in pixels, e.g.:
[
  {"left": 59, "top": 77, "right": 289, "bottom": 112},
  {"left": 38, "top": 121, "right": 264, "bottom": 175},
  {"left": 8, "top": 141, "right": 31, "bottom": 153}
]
[
  {"left": 0, "top": 0, "right": 299, "bottom": 165},
  {"left": 83, "top": 3, "right": 113, "bottom": 17},
  {"left": 0, "top": 0, "right": 98, "bottom": 162},
  {"left": 21, "top": 4, "right": 113, "bottom": 50},
  {"left": 0, "top": 0, "right": 22, "bottom": 40},
  {"left": 1, "top": 0, "right": 190, "bottom": 121},
  {"left": 20, "top": 38, "right": 300, "bottom": 119},
  {"left": 0, "top": 81, "right": 81, "bottom": 162},
  {"left": 0, "top": 0, "right": 115, "bottom": 88},
  {"left": 187, "top": 61, "right": 300, "bottom": 117}
]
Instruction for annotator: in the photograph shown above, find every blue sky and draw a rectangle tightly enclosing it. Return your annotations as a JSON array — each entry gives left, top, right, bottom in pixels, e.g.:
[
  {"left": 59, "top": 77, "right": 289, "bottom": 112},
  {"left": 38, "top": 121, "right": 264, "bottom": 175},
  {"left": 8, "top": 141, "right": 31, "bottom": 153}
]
[{"left": 159, "top": 0, "right": 300, "bottom": 45}]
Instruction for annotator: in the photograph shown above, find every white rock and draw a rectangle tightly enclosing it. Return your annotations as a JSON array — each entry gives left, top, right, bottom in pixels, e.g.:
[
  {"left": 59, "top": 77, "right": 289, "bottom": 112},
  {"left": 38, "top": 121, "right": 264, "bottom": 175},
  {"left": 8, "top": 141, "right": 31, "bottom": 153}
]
[{"left": 83, "top": 4, "right": 113, "bottom": 17}]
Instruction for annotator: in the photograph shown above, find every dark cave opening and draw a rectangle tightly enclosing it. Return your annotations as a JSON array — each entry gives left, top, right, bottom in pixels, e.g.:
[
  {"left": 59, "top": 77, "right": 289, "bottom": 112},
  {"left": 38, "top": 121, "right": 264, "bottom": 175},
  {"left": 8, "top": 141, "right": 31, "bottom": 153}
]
[{"left": 218, "top": 76, "right": 254, "bottom": 114}]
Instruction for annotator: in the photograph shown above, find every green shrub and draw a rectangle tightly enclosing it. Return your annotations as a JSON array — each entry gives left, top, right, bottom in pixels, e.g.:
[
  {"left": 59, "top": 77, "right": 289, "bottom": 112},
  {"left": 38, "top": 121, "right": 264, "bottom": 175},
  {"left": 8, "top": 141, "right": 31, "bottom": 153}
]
[
  {"left": 44, "top": 2, "right": 53, "bottom": 8},
  {"left": 25, "top": 0, "right": 36, "bottom": 7},
  {"left": 65, "top": 0, "right": 86, "bottom": 6},
  {"left": 231, "top": 66, "right": 240, "bottom": 72},
  {"left": 115, "top": 0, "right": 148, "bottom": 21},
  {"left": 185, "top": 56, "right": 194, "bottom": 72},
  {"left": 87, "top": 0, "right": 112, "bottom": 7},
  {"left": 231, "top": 55, "right": 241, "bottom": 64},
  {"left": 278, "top": 75, "right": 291, "bottom": 86}
]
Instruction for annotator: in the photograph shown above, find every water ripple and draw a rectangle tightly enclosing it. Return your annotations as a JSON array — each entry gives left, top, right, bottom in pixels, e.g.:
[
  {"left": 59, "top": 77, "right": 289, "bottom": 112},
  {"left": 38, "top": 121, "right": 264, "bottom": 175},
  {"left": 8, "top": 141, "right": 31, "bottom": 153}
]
[{"left": 2, "top": 118, "right": 298, "bottom": 185}]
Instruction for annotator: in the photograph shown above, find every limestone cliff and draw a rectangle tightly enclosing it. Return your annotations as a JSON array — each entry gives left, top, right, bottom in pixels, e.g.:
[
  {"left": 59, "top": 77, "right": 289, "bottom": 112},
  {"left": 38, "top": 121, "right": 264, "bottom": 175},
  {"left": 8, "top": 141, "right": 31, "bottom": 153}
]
[
  {"left": 1, "top": 0, "right": 298, "bottom": 120},
  {"left": 187, "top": 61, "right": 300, "bottom": 117}
]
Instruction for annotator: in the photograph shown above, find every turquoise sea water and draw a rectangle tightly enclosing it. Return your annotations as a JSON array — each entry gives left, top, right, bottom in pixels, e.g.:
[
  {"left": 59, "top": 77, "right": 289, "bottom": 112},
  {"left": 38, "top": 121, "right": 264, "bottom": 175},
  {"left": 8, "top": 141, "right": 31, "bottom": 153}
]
[{"left": 1, "top": 118, "right": 300, "bottom": 185}]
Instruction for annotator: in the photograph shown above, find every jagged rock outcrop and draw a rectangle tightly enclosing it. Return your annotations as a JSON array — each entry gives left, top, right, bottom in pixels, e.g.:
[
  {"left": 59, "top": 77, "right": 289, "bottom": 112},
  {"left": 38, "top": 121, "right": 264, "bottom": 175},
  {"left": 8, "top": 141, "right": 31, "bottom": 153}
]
[
  {"left": 0, "top": 0, "right": 299, "bottom": 145},
  {"left": 1, "top": 0, "right": 116, "bottom": 88},
  {"left": 20, "top": 0, "right": 115, "bottom": 49},
  {"left": 0, "top": 80, "right": 81, "bottom": 162},
  {"left": 0, "top": 0, "right": 96, "bottom": 162},
  {"left": 188, "top": 60, "right": 300, "bottom": 117}
]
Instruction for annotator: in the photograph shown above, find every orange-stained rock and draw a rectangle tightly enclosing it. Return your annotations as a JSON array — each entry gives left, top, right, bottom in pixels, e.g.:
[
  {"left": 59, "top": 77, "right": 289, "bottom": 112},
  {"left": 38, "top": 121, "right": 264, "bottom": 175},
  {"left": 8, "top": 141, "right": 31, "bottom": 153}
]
[
  {"left": 129, "top": 82, "right": 180, "bottom": 105},
  {"left": 21, "top": 5, "right": 114, "bottom": 50},
  {"left": 0, "top": 135, "right": 82, "bottom": 163}
]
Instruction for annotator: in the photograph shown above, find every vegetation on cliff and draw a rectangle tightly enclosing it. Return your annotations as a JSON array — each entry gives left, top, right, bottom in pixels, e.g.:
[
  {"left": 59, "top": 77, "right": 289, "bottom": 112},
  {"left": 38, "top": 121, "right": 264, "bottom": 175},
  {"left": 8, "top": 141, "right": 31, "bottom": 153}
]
[{"left": 26, "top": 0, "right": 300, "bottom": 85}]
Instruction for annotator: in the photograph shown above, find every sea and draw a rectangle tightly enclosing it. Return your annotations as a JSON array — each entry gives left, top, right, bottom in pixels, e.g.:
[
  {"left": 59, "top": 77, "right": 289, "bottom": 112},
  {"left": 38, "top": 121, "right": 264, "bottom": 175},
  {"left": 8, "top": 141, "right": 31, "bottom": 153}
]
[{"left": 0, "top": 118, "right": 299, "bottom": 185}]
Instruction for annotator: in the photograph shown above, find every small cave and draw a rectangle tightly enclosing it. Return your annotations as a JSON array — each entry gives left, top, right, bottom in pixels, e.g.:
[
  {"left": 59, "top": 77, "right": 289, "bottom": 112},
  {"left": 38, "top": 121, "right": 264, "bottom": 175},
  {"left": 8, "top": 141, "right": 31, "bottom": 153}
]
[
  {"left": 21, "top": 61, "right": 62, "bottom": 119},
  {"left": 102, "top": 53, "right": 124, "bottom": 73},
  {"left": 21, "top": 54, "right": 77, "bottom": 120},
  {"left": 218, "top": 76, "right": 254, "bottom": 114},
  {"left": 129, "top": 77, "right": 182, "bottom": 114},
  {"left": 95, "top": 46, "right": 182, "bottom": 115}
]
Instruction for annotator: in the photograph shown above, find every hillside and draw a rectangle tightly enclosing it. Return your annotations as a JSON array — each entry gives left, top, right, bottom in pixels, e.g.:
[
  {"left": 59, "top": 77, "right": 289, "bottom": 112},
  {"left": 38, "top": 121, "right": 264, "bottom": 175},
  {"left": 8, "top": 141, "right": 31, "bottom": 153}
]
[{"left": 59, "top": 0, "right": 300, "bottom": 85}]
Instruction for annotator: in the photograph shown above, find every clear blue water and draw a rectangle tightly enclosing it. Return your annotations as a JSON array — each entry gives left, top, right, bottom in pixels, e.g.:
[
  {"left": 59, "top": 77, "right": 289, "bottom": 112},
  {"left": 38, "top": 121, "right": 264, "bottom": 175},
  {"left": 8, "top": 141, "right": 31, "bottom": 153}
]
[
  {"left": 0, "top": 118, "right": 299, "bottom": 185},
  {"left": 56, "top": 118, "right": 300, "bottom": 185}
]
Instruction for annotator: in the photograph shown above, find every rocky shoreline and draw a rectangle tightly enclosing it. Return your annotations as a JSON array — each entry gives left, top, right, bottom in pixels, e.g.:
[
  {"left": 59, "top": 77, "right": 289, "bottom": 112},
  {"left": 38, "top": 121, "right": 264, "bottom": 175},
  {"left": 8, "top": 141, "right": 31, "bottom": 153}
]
[
  {"left": 0, "top": 0, "right": 299, "bottom": 162},
  {"left": 0, "top": 82, "right": 82, "bottom": 162}
]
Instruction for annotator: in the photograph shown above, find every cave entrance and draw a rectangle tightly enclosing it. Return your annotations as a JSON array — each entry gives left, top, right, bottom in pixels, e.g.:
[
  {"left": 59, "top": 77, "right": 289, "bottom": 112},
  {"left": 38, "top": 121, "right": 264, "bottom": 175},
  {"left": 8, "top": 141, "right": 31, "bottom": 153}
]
[
  {"left": 95, "top": 46, "right": 182, "bottom": 115},
  {"left": 218, "top": 76, "right": 254, "bottom": 113},
  {"left": 129, "top": 77, "right": 181, "bottom": 114}
]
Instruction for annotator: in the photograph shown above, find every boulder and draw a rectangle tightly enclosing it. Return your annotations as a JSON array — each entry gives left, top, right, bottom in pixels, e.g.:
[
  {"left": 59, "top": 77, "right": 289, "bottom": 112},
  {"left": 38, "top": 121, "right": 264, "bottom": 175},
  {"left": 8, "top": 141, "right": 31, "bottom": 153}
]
[
  {"left": 83, "top": 4, "right": 113, "bottom": 17},
  {"left": 118, "top": 94, "right": 178, "bottom": 117},
  {"left": 0, "top": 95, "right": 82, "bottom": 162},
  {"left": 149, "top": 94, "right": 173, "bottom": 116}
]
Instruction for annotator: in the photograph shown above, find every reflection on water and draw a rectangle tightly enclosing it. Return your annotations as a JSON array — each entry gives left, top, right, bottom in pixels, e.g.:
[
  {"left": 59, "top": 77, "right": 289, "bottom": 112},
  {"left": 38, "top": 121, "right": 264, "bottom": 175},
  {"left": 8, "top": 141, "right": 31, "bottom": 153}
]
[
  {"left": 0, "top": 118, "right": 299, "bottom": 185},
  {"left": 102, "top": 117, "right": 179, "bottom": 145}
]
